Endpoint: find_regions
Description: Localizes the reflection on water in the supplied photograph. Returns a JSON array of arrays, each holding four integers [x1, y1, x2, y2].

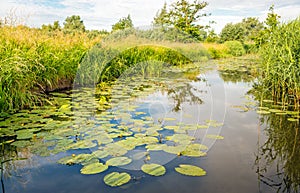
[[256, 113, 300, 192], [0, 61, 299, 193]]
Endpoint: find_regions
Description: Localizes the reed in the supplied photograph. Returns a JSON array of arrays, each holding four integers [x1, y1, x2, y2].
[[0, 25, 100, 112], [258, 17, 300, 110]]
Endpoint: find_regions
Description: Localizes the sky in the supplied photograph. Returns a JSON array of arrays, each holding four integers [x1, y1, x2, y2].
[[0, 0, 299, 33]]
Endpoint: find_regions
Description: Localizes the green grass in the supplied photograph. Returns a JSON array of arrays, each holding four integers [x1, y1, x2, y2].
[[0, 25, 248, 113], [0, 26, 100, 112]]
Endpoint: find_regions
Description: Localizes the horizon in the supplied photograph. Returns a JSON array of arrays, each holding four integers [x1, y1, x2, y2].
[[0, 0, 300, 34]]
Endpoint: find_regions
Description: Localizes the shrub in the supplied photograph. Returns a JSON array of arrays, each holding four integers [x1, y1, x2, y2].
[[224, 41, 246, 56]]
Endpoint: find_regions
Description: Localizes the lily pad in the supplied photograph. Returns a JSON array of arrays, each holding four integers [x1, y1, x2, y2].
[[205, 135, 224, 140], [103, 172, 131, 187], [141, 163, 166, 176], [80, 162, 108, 174], [106, 156, 132, 166], [256, 110, 270, 115], [58, 154, 94, 165], [287, 118, 298, 122], [146, 144, 167, 151], [11, 140, 31, 148], [104, 143, 128, 156], [175, 164, 206, 176], [16, 130, 33, 140], [91, 150, 109, 159]]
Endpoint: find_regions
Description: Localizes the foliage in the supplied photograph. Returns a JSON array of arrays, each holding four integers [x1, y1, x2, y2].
[[41, 21, 61, 32], [153, 0, 210, 41], [202, 43, 229, 59], [112, 15, 133, 32], [220, 17, 263, 43], [153, 2, 169, 27], [219, 23, 245, 43], [63, 15, 86, 34], [224, 41, 246, 56], [258, 17, 300, 109], [205, 30, 219, 43], [0, 25, 100, 112]]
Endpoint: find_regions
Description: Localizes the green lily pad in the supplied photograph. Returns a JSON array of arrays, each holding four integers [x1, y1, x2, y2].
[[141, 163, 166, 176], [91, 150, 109, 159], [68, 140, 97, 149], [146, 144, 167, 151], [205, 134, 224, 140], [164, 117, 177, 121], [103, 172, 131, 187], [287, 118, 298, 122], [80, 162, 108, 174], [164, 125, 180, 130], [106, 156, 132, 166], [104, 143, 128, 156], [256, 110, 270, 115], [163, 145, 186, 155], [165, 134, 195, 143], [16, 130, 33, 140], [175, 164, 206, 176], [11, 140, 31, 148], [58, 154, 94, 165]]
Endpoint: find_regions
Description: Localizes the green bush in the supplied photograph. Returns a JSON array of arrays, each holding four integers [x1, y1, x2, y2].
[[224, 41, 246, 56]]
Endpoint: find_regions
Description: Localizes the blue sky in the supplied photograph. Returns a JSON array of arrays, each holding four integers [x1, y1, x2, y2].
[[0, 0, 299, 33]]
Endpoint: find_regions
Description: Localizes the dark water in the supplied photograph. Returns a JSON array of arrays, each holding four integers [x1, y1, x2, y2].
[[1, 68, 299, 193]]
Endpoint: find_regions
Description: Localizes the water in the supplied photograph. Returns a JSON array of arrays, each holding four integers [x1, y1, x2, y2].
[[1, 67, 299, 193]]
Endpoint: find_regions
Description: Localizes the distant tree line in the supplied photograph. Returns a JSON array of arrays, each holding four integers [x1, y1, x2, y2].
[[38, 0, 281, 47]]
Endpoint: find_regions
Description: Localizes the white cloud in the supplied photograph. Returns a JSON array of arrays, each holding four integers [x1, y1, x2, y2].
[[0, 0, 299, 32]]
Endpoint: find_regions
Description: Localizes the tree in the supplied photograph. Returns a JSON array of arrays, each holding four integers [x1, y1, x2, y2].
[[265, 5, 281, 29], [205, 29, 219, 42], [41, 20, 61, 32], [219, 23, 245, 43], [255, 5, 281, 47], [153, 0, 210, 40], [240, 17, 263, 41], [63, 15, 85, 33], [219, 17, 264, 43], [153, 2, 170, 27], [112, 15, 133, 32]]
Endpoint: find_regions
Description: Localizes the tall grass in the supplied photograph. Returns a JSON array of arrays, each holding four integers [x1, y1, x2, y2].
[[258, 18, 300, 109], [0, 25, 100, 112]]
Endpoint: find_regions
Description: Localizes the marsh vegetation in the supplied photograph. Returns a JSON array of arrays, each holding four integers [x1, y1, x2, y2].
[[0, 1, 299, 193]]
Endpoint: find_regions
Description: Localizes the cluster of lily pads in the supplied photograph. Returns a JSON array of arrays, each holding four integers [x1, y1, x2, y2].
[[0, 76, 224, 187], [256, 100, 299, 122]]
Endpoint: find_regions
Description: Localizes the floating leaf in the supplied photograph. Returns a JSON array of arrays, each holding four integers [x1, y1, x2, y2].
[[164, 125, 180, 130], [106, 156, 132, 166], [256, 110, 270, 115], [68, 140, 97, 149], [141, 164, 166, 176], [103, 172, 131, 187], [166, 134, 194, 143], [175, 164, 206, 176], [146, 144, 167, 151], [287, 118, 298, 122], [104, 143, 128, 156], [262, 99, 274, 103], [163, 145, 186, 155], [205, 135, 224, 140], [11, 140, 31, 148], [16, 130, 33, 140], [91, 150, 109, 159], [80, 162, 108, 174], [164, 117, 177, 121], [58, 154, 93, 165]]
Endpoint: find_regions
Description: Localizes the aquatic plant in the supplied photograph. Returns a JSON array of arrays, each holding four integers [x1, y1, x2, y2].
[[258, 17, 300, 110]]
